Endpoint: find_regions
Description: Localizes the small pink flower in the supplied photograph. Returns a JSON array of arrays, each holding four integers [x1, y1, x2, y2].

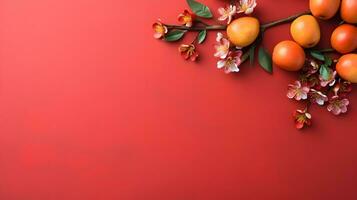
[[217, 51, 242, 74], [320, 71, 336, 87], [309, 89, 328, 106], [152, 21, 168, 39], [178, 10, 195, 27], [218, 5, 237, 24], [287, 81, 310, 101], [293, 109, 312, 129], [327, 96, 349, 115], [214, 33, 230, 59], [178, 44, 198, 61], [237, 0, 257, 15]]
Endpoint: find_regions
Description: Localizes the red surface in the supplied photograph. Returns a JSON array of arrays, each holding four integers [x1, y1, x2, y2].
[[1, 0, 357, 199]]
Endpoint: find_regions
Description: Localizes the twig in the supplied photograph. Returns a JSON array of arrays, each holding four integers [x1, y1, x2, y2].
[[261, 11, 311, 31], [164, 24, 226, 31], [195, 19, 210, 26], [165, 11, 311, 32]]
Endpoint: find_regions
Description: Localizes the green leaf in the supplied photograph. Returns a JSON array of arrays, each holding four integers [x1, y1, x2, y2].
[[249, 46, 256, 66], [310, 51, 325, 61], [319, 64, 330, 80], [258, 47, 273, 74], [324, 55, 332, 66], [186, 0, 213, 18], [197, 30, 207, 44], [164, 30, 185, 42]]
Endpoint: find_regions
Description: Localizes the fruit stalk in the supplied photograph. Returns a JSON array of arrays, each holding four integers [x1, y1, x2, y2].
[[260, 11, 311, 31]]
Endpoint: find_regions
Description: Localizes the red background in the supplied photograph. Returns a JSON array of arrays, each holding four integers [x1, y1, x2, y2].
[[1, 0, 357, 199]]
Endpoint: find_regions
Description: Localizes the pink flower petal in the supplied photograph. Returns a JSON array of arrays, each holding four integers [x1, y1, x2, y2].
[[299, 92, 308, 100], [226, 63, 239, 73], [154, 33, 163, 39], [236, 50, 243, 57], [186, 21, 192, 27], [218, 7, 225, 15], [218, 15, 228, 21], [327, 104, 333, 112], [295, 121, 304, 129], [217, 60, 225, 69], [287, 90, 297, 99], [342, 99, 349, 106], [302, 86, 310, 93], [236, 58, 242, 66], [216, 33, 224, 42], [332, 107, 341, 115], [340, 106, 347, 113], [245, 8, 254, 14]]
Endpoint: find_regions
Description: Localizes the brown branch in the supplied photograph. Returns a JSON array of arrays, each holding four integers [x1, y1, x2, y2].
[[261, 11, 311, 30]]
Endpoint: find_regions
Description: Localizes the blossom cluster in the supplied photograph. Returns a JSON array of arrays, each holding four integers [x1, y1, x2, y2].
[[152, 9, 196, 39], [153, 0, 257, 63], [218, 0, 257, 24], [213, 0, 257, 73], [288, 59, 352, 129], [153, 10, 199, 61], [214, 33, 242, 73]]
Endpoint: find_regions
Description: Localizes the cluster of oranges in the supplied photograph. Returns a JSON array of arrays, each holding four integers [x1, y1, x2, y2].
[[273, 0, 357, 82], [226, 0, 356, 82]]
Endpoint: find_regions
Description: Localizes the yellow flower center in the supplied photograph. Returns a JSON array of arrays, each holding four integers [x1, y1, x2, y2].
[[241, 4, 248, 11], [226, 57, 234, 65], [155, 25, 165, 34], [183, 15, 192, 23], [218, 45, 228, 52]]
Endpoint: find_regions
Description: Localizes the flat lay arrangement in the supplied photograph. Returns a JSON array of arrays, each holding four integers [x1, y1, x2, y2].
[[153, 0, 357, 129]]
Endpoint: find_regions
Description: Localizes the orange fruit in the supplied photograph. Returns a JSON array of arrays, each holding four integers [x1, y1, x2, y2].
[[310, 0, 341, 20], [273, 40, 306, 71], [290, 15, 321, 48], [336, 54, 357, 83], [331, 24, 357, 54], [227, 17, 260, 48], [341, 0, 357, 23]]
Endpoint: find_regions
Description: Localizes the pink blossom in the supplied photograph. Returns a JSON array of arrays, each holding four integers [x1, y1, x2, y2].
[[152, 20, 168, 39], [293, 109, 312, 129], [287, 81, 310, 101], [327, 96, 349, 115], [237, 0, 257, 15], [178, 44, 198, 61], [309, 89, 328, 106], [214, 33, 230, 59], [218, 5, 237, 24], [217, 51, 242, 74]]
